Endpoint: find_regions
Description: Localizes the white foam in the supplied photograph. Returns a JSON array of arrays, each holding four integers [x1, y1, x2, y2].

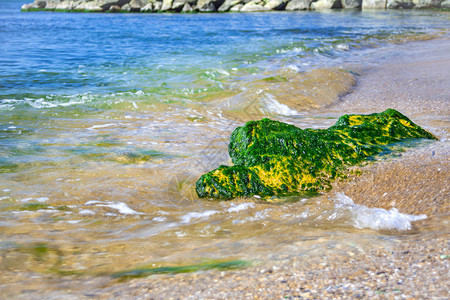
[[27, 98, 86, 109], [228, 202, 255, 213], [287, 64, 300, 73], [216, 69, 230, 76], [232, 209, 271, 225], [101, 202, 143, 215], [85, 200, 103, 205], [336, 43, 350, 51], [263, 94, 298, 116], [334, 193, 427, 231], [67, 220, 81, 224], [79, 209, 95, 215], [152, 216, 167, 222], [181, 210, 219, 224], [20, 197, 49, 203], [87, 123, 117, 130], [85, 200, 144, 215]]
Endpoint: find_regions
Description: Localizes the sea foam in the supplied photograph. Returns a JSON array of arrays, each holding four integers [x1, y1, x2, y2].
[[334, 193, 427, 231], [84, 200, 144, 215], [263, 93, 298, 116]]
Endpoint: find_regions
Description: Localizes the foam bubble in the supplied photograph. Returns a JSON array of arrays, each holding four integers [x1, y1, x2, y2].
[[336, 43, 350, 51], [263, 94, 298, 116], [228, 202, 255, 213], [85, 200, 144, 215], [152, 216, 167, 222], [103, 202, 143, 215], [87, 123, 118, 130], [181, 210, 219, 224], [79, 209, 95, 215], [67, 220, 81, 224], [20, 197, 49, 203], [334, 193, 427, 231], [286, 65, 300, 73]]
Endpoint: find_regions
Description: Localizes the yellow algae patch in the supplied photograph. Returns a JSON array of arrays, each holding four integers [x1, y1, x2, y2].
[[399, 119, 413, 128], [347, 115, 365, 126]]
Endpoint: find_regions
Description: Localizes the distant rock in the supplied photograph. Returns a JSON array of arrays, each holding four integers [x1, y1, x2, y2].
[[387, 0, 415, 8], [172, 0, 187, 11], [311, 0, 342, 9], [161, 0, 174, 11], [362, 0, 387, 8], [412, 0, 445, 7], [153, 1, 163, 10], [341, 0, 362, 8], [182, 2, 195, 11], [285, 0, 311, 9], [141, 3, 154, 11], [218, 0, 243, 11], [196, 0, 226, 11], [20, 0, 446, 12], [264, 0, 288, 9], [241, 0, 271, 10], [230, 3, 244, 10]]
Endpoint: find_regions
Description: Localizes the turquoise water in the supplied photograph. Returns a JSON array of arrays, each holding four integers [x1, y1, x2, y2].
[[0, 0, 449, 288], [1, 2, 448, 98]]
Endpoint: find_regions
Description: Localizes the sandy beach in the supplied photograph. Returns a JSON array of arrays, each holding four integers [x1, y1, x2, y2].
[[2, 36, 446, 300]]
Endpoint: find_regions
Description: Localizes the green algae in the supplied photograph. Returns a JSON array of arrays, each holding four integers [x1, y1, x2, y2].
[[261, 75, 289, 83], [18, 203, 49, 211], [111, 260, 250, 280], [196, 109, 436, 199]]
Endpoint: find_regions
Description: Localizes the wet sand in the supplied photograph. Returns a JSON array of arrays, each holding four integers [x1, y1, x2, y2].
[[3, 38, 449, 299], [330, 37, 449, 218]]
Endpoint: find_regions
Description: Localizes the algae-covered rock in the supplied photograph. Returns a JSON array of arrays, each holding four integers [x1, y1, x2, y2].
[[196, 109, 436, 199]]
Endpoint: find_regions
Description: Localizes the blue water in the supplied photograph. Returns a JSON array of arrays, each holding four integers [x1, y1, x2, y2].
[[1, 1, 448, 98]]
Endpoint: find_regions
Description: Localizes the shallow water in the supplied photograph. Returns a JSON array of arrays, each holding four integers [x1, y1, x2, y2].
[[0, 0, 449, 289]]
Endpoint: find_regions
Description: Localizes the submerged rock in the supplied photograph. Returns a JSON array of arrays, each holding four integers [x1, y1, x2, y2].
[[196, 109, 436, 199]]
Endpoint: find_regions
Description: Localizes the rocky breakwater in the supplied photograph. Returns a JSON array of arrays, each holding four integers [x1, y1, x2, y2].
[[195, 109, 437, 199], [21, 0, 450, 12]]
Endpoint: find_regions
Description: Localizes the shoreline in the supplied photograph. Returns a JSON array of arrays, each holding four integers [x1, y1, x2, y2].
[[2, 35, 448, 300]]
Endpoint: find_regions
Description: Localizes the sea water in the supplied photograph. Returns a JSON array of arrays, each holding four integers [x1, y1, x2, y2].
[[0, 0, 448, 283]]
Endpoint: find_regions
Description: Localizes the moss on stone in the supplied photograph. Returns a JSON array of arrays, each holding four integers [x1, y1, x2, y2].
[[196, 109, 436, 199]]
